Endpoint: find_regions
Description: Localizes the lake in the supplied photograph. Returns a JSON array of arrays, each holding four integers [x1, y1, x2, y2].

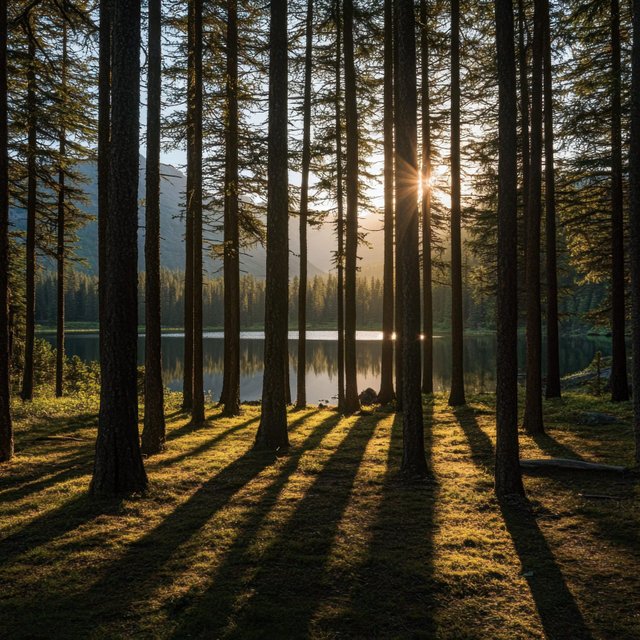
[[43, 331, 613, 405]]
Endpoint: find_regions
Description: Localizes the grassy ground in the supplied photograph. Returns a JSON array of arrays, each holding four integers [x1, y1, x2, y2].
[[0, 391, 638, 639]]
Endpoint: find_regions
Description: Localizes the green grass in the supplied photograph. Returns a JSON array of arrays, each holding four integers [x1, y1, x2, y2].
[[0, 391, 638, 639]]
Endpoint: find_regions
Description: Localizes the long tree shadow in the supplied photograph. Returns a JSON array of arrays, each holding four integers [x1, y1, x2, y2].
[[347, 403, 438, 638], [171, 412, 383, 638], [168, 410, 348, 638], [2, 410, 331, 637], [453, 406, 594, 640], [154, 415, 261, 468]]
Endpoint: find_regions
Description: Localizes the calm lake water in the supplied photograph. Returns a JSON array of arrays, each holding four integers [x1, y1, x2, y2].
[[44, 331, 613, 405]]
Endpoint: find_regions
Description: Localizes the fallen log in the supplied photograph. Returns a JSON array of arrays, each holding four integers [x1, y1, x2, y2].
[[520, 458, 626, 473]]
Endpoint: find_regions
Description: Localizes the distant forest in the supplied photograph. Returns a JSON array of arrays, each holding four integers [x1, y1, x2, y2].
[[32, 268, 607, 333]]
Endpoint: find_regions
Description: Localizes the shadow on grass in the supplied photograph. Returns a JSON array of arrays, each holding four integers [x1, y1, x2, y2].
[[453, 406, 594, 640], [155, 415, 261, 468], [2, 409, 332, 637], [345, 404, 438, 637], [168, 410, 349, 638]]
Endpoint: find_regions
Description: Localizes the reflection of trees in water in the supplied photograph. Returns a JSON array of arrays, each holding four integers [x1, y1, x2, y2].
[[162, 339, 383, 382], [61, 333, 619, 393]]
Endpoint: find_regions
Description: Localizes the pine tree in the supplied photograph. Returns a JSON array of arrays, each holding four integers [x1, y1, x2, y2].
[[188, 0, 205, 425], [220, 0, 241, 417], [543, 0, 560, 399], [342, 0, 360, 415], [609, 0, 629, 402], [377, 0, 395, 405], [296, 0, 314, 410], [523, 0, 544, 435], [255, 0, 290, 450], [495, 0, 524, 497], [449, 0, 466, 407], [396, 0, 427, 478], [141, 0, 166, 454], [420, 0, 433, 395], [92, 0, 147, 496], [0, 0, 13, 462]]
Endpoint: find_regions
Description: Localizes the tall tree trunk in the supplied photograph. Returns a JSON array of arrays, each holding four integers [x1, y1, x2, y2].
[[255, 0, 289, 449], [543, 0, 560, 399], [377, 0, 395, 405], [0, 0, 13, 462], [343, 0, 360, 414], [296, 0, 313, 410], [523, 0, 544, 434], [335, 0, 345, 412], [98, 0, 111, 394], [189, 0, 205, 424], [396, 0, 427, 478], [610, 0, 629, 402], [221, 0, 241, 416], [393, 0, 403, 410], [56, 22, 68, 399], [448, 0, 465, 406], [21, 20, 37, 402], [495, 0, 524, 497], [420, 0, 433, 395], [141, 0, 166, 454], [630, 0, 640, 464], [182, 191, 194, 410], [92, 0, 147, 496]]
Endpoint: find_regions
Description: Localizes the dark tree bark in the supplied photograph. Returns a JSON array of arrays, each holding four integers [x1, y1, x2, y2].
[[182, 185, 194, 411], [335, 0, 346, 412], [420, 0, 433, 395], [448, 0, 465, 407], [220, 0, 241, 417], [296, 0, 313, 410], [0, 0, 13, 462], [610, 0, 629, 402], [396, 0, 427, 478], [98, 0, 111, 385], [21, 21, 37, 402], [55, 22, 68, 399], [518, 0, 530, 235], [92, 0, 147, 496], [255, 0, 289, 450], [495, 0, 525, 497], [141, 0, 166, 454], [393, 0, 403, 410], [342, 0, 360, 415], [523, 0, 544, 434], [377, 0, 395, 405], [189, 0, 205, 425], [543, 0, 560, 399], [630, 0, 640, 464]]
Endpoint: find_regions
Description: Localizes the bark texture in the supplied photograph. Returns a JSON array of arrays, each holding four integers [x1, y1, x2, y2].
[[343, 0, 360, 414], [255, 0, 290, 450], [141, 0, 166, 454], [495, 0, 525, 497], [378, 0, 395, 405], [92, 0, 147, 496], [396, 0, 427, 477], [523, 0, 545, 434], [0, 0, 13, 462], [448, 0, 465, 407]]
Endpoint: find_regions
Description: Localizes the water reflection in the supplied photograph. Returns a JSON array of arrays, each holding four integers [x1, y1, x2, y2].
[[47, 331, 614, 405]]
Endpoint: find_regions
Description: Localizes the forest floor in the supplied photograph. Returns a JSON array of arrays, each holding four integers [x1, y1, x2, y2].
[[0, 391, 638, 639]]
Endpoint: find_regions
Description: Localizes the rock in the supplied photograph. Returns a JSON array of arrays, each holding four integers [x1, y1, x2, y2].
[[577, 411, 619, 426], [358, 387, 378, 405]]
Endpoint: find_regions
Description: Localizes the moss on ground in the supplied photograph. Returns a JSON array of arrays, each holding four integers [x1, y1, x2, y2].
[[0, 391, 638, 639]]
